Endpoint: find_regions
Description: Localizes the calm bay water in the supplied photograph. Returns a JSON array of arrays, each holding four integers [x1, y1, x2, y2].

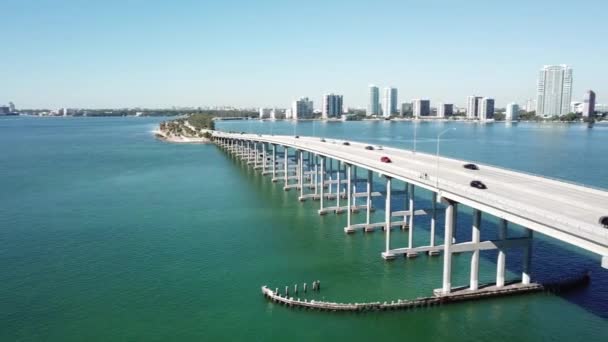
[[1, 116, 607, 341]]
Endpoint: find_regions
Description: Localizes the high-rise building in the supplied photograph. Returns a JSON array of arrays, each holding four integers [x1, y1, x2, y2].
[[269, 108, 284, 120], [382, 87, 398, 117], [292, 97, 314, 120], [412, 99, 430, 117], [400, 102, 413, 116], [506, 103, 519, 121], [582, 90, 596, 117], [259, 107, 271, 119], [8, 102, 15, 113], [467, 96, 483, 119], [536, 64, 573, 117], [525, 99, 535, 112], [437, 103, 453, 118], [322, 94, 343, 119], [478, 98, 495, 120], [367, 85, 380, 116]]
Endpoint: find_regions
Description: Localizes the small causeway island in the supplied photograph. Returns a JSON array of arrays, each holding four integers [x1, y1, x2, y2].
[[155, 113, 215, 143]]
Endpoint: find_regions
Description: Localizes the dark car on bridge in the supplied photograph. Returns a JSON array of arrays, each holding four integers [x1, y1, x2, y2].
[[365, 145, 374, 150], [320, 138, 326, 142], [343, 141, 350, 146], [470, 180, 487, 189], [464, 163, 479, 170], [380, 156, 392, 163], [600, 216, 608, 228]]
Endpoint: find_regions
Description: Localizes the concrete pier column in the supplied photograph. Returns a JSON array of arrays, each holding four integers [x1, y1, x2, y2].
[[254, 142, 258, 167], [335, 161, 341, 213], [407, 184, 416, 256], [298, 150, 304, 199], [430, 192, 437, 247], [346, 164, 352, 227], [318, 157, 325, 214], [382, 177, 395, 260], [271, 144, 277, 181], [470, 209, 481, 290], [314, 160, 319, 196], [366, 170, 372, 225], [327, 159, 333, 196], [496, 219, 507, 288], [262, 143, 267, 172], [442, 199, 457, 294], [522, 229, 533, 285], [283, 146, 289, 186]]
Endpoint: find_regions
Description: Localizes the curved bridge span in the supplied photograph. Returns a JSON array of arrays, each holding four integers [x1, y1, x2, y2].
[[213, 132, 608, 295]]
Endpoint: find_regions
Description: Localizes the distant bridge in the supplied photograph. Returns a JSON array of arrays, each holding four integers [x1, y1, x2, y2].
[[213, 132, 608, 296]]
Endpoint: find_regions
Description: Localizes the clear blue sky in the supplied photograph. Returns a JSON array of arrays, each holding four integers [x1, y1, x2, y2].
[[1, 0, 606, 109]]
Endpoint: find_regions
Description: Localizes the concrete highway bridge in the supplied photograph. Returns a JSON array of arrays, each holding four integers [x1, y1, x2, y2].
[[212, 132, 608, 296]]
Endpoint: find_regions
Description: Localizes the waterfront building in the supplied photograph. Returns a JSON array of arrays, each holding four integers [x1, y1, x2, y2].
[[412, 99, 430, 118], [322, 94, 344, 119], [382, 87, 398, 117], [292, 97, 314, 120], [478, 98, 495, 120], [525, 99, 535, 112], [8, 102, 15, 113], [0, 106, 9, 115], [400, 102, 413, 116], [285, 108, 293, 119], [437, 103, 453, 118], [269, 108, 284, 120], [536, 64, 573, 117], [258, 107, 271, 119], [367, 85, 380, 116], [582, 90, 596, 117], [506, 103, 519, 121], [467, 96, 483, 119], [571, 102, 583, 114]]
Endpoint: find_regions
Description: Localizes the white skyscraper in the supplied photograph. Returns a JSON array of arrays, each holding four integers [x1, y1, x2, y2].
[[412, 99, 430, 118], [478, 98, 495, 121], [258, 107, 271, 119], [292, 97, 314, 120], [506, 103, 519, 121], [467, 96, 482, 119], [382, 87, 398, 117], [367, 85, 380, 116], [536, 65, 573, 117], [322, 94, 343, 119], [437, 103, 453, 118]]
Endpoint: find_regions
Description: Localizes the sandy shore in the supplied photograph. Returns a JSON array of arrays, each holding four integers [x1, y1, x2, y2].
[[153, 130, 211, 144]]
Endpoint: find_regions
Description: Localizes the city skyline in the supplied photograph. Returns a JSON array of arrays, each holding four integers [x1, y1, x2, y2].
[[1, 0, 607, 109]]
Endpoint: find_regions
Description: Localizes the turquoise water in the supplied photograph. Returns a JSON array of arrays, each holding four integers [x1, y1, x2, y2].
[[1, 117, 607, 341]]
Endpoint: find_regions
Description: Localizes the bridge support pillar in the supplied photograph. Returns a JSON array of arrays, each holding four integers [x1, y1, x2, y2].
[[271, 144, 277, 181], [366, 170, 372, 225], [442, 199, 457, 294], [346, 164, 352, 227], [522, 228, 533, 285], [298, 150, 304, 200], [470, 209, 481, 290], [382, 177, 395, 260], [318, 157, 326, 215], [407, 183, 417, 258], [428, 192, 439, 256], [335, 161, 342, 213], [262, 143, 267, 173], [496, 219, 508, 288], [283, 146, 289, 189], [253, 142, 258, 167]]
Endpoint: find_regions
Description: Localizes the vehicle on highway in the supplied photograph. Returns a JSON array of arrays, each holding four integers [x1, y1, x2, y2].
[[464, 163, 479, 170], [380, 156, 392, 163], [376, 146, 383, 150], [320, 138, 326, 142], [365, 145, 374, 150], [600, 216, 608, 228], [470, 180, 487, 189], [295, 135, 299, 138], [343, 141, 350, 146]]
